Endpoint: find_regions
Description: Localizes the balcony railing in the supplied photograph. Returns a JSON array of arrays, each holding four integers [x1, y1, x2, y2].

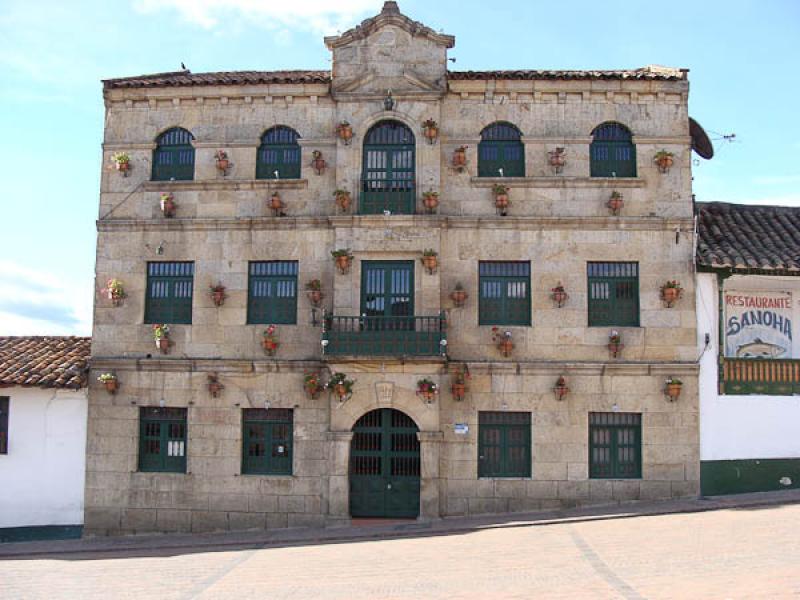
[[322, 313, 446, 357], [721, 358, 800, 395], [359, 179, 415, 214]]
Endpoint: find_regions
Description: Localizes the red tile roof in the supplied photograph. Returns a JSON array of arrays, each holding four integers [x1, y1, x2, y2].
[[448, 68, 686, 81], [0, 337, 91, 390]]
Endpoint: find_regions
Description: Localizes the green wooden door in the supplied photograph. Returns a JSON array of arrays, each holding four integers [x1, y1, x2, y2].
[[361, 261, 414, 318], [350, 409, 420, 518], [361, 121, 415, 214]]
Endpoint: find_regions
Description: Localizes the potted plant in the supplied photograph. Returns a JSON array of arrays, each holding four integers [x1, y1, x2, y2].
[[160, 192, 176, 217], [306, 279, 324, 307], [304, 372, 323, 399], [103, 278, 126, 307], [450, 283, 468, 307], [493, 184, 510, 216], [336, 120, 353, 145], [311, 150, 326, 175], [421, 249, 438, 274], [111, 151, 131, 175], [214, 149, 230, 173], [269, 191, 283, 216], [665, 376, 682, 401], [209, 283, 226, 307], [97, 372, 118, 395], [422, 190, 440, 214], [452, 145, 468, 169], [608, 330, 623, 358], [262, 325, 279, 356], [331, 248, 353, 274], [492, 327, 514, 357], [607, 191, 624, 215], [661, 280, 683, 307], [551, 282, 568, 308], [553, 376, 569, 401], [153, 324, 170, 354], [451, 367, 470, 401], [207, 373, 224, 398], [333, 189, 351, 213], [548, 147, 566, 174], [422, 118, 439, 144], [325, 372, 355, 402], [416, 378, 439, 403], [654, 149, 675, 173]]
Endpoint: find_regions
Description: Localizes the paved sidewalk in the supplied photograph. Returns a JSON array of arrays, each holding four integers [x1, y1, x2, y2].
[[2, 489, 799, 559]]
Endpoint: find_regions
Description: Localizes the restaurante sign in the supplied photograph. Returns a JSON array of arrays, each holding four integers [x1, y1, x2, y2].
[[725, 291, 793, 358]]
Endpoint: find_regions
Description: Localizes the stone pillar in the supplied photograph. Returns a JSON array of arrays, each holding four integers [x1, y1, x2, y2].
[[417, 430, 444, 520], [326, 430, 353, 526]]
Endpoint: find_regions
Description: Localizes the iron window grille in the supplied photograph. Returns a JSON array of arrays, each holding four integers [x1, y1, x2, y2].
[[478, 261, 531, 326], [144, 262, 194, 324], [478, 411, 532, 478], [589, 412, 642, 479], [478, 122, 525, 178], [151, 127, 195, 181], [138, 407, 187, 473], [0, 397, 8, 454], [587, 262, 639, 327], [247, 261, 298, 325], [241, 408, 293, 475], [256, 126, 301, 180], [590, 122, 637, 178]]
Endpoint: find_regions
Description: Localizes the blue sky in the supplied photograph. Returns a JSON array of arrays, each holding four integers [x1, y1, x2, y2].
[[1, 0, 798, 336]]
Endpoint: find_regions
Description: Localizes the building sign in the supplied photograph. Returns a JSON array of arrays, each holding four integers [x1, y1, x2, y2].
[[725, 291, 793, 358], [454, 423, 469, 435]]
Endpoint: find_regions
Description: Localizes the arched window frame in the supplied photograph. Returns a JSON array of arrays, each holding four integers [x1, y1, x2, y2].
[[360, 120, 416, 214], [590, 122, 637, 178], [256, 126, 301, 180], [151, 127, 195, 181], [478, 122, 525, 178]]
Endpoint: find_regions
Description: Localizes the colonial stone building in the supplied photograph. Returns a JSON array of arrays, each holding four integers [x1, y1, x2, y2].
[[87, 2, 701, 535]]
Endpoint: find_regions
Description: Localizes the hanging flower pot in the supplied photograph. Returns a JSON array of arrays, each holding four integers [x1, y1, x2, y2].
[[422, 119, 439, 144], [153, 324, 170, 354], [111, 152, 131, 176], [607, 191, 624, 216], [262, 325, 279, 356], [665, 377, 682, 401], [103, 278, 126, 307], [492, 327, 514, 357], [311, 150, 327, 175], [450, 283, 468, 307], [451, 367, 470, 401], [336, 121, 353, 145], [553, 376, 569, 401], [331, 249, 353, 274], [214, 149, 230, 174], [550, 282, 568, 308], [325, 372, 355, 403], [333, 189, 351, 213], [209, 284, 226, 307], [608, 330, 623, 358], [548, 147, 566, 174], [304, 372, 323, 399], [416, 378, 439, 404], [493, 184, 510, 216], [305, 279, 324, 307], [452, 146, 468, 170], [207, 373, 224, 398], [160, 192, 176, 218], [422, 191, 440, 214], [654, 150, 675, 174], [421, 249, 438, 274], [97, 373, 118, 395], [269, 191, 283, 216], [660, 280, 683, 307]]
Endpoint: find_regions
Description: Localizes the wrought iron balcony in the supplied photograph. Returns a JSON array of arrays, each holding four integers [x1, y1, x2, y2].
[[322, 313, 447, 357], [721, 357, 800, 395], [359, 179, 416, 214]]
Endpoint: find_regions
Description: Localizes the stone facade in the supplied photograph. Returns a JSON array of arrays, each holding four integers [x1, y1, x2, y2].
[[86, 2, 699, 535]]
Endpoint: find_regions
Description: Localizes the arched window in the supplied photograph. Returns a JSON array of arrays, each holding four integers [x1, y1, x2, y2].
[[257, 126, 301, 179], [151, 127, 195, 181], [478, 122, 524, 177], [590, 122, 636, 177], [361, 120, 415, 214]]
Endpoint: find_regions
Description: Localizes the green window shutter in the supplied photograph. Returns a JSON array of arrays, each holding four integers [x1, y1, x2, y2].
[[144, 262, 194, 325], [478, 262, 531, 326], [587, 262, 639, 327], [360, 121, 416, 214], [478, 411, 531, 478], [589, 412, 641, 479], [151, 127, 195, 181], [256, 127, 301, 179], [590, 122, 636, 178], [247, 261, 298, 324], [241, 408, 293, 475], [0, 396, 8, 454], [478, 122, 525, 178], [138, 407, 187, 473]]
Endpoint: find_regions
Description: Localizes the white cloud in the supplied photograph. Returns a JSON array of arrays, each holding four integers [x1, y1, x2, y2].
[[132, 0, 377, 35]]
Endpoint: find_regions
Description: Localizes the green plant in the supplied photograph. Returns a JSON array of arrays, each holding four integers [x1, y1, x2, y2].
[[333, 189, 350, 197], [97, 373, 117, 383], [609, 330, 622, 345], [452, 368, 471, 385], [325, 372, 355, 393], [209, 283, 225, 293], [423, 190, 439, 198], [422, 248, 438, 257], [610, 190, 623, 199], [152, 324, 170, 340], [331, 248, 353, 259], [103, 278, 125, 299], [111, 151, 130, 164], [662, 280, 682, 290], [214, 149, 228, 160], [263, 324, 277, 340], [417, 378, 438, 393], [654, 149, 674, 161], [304, 372, 321, 387], [492, 184, 509, 195], [422, 118, 438, 129], [306, 279, 322, 291], [665, 376, 683, 386]]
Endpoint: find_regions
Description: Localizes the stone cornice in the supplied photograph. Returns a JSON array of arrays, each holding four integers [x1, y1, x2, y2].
[[469, 176, 647, 189], [140, 179, 308, 192], [90, 357, 323, 373]]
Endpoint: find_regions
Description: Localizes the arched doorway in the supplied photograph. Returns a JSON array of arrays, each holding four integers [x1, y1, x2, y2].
[[349, 408, 420, 518], [361, 120, 415, 214]]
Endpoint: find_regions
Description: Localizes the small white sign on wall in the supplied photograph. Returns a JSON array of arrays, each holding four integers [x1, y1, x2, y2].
[[454, 423, 469, 435]]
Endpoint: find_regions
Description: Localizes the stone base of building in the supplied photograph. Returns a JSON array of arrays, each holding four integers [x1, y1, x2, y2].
[[700, 458, 800, 496]]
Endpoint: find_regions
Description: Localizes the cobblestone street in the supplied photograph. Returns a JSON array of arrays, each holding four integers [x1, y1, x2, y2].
[[3, 500, 800, 599]]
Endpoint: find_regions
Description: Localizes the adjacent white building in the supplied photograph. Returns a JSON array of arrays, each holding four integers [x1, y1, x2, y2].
[[0, 337, 90, 542]]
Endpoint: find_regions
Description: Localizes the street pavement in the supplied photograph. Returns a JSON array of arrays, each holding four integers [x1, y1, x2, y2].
[[2, 493, 800, 599]]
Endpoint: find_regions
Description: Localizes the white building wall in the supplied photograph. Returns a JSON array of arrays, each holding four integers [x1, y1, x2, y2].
[[0, 387, 88, 528], [697, 272, 800, 461]]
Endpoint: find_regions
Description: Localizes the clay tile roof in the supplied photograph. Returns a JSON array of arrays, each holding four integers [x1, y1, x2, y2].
[[0, 337, 91, 390], [103, 70, 331, 90], [696, 202, 800, 272], [448, 67, 686, 81]]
